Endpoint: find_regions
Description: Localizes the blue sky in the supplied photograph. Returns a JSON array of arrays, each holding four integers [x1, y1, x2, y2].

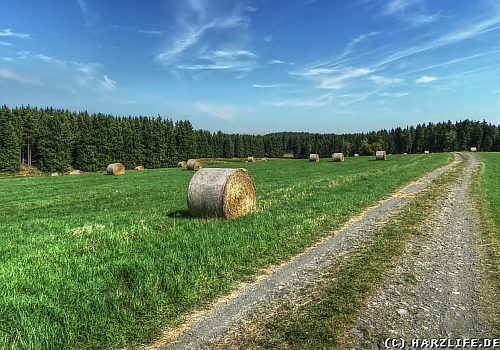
[[1, 0, 500, 134]]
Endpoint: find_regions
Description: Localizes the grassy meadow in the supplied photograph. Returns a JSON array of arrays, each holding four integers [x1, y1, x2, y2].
[[0, 154, 451, 349]]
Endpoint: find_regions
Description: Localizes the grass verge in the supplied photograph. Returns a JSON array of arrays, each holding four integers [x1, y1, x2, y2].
[[471, 153, 500, 335], [218, 156, 463, 349]]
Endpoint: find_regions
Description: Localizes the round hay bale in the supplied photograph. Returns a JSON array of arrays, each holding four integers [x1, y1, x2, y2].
[[375, 150, 387, 161], [246, 156, 255, 162], [134, 165, 145, 171], [309, 153, 320, 162], [261, 157, 268, 162], [106, 163, 125, 175], [70, 170, 82, 175], [187, 168, 256, 219], [177, 161, 187, 168], [50, 172, 59, 176], [424, 150, 430, 154], [354, 153, 360, 157], [187, 159, 203, 171], [470, 147, 477, 152], [332, 152, 345, 162]]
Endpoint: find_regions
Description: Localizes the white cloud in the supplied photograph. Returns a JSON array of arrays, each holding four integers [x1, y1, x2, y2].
[[176, 49, 257, 72], [264, 35, 272, 42], [376, 16, 500, 68], [341, 31, 380, 58], [195, 102, 250, 122], [252, 84, 284, 88], [0, 41, 14, 47], [0, 28, 30, 38], [268, 59, 286, 65], [156, 2, 252, 64], [383, 0, 423, 15], [265, 93, 335, 108], [415, 75, 437, 83], [369, 75, 404, 85], [0, 68, 39, 84], [100, 75, 116, 90], [319, 67, 374, 89], [2, 57, 13, 62], [137, 29, 163, 36], [382, 0, 439, 27], [338, 90, 379, 106], [379, 92, 410, 97]]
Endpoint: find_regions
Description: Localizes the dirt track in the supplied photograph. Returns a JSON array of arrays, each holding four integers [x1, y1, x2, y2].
[[144, 155, 464, 350], [344, 152, 494, 348]]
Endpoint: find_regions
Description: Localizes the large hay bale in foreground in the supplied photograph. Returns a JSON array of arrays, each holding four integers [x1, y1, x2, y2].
[[309, 153, 320, 162], [246, 156, 255, 162], [187, 159, 203, 171], [470, 147, 477, 152], [134, 165, 144, 171], [177, 161, 187, 168], [332, 152, 345, 162], [375, 151, 387, 161], [187, 168, 256, 219], [106, 163, 125, 175]]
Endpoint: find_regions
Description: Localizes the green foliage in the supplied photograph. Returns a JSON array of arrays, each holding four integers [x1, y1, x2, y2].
[[0, 105, 499, 173], [0, 106, 21, 172], [0, 154, 449, 349]]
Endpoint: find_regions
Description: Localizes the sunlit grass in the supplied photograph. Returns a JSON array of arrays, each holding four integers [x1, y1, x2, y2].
[[0, 154, 450, 349]]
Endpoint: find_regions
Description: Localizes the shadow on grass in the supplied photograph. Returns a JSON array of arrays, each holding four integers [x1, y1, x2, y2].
[[166, 209, 192, 219]]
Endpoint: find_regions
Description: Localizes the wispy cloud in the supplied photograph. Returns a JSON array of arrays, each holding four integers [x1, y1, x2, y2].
[[137, 29, 163, 36], [100, 75, 116, 90], [156, 2, 253, 67], [265, 92, 335, 108], [0, 68, 39, 84], [338, 90, 379, 106], [376, 16, 500, 68], [494, 89, 500, 94], [264, 35, 272, 42], [195, 102, 250, 122], [382, 0, 440, 27], [2, 57, 14, 62], [369, 75, 404, 85], [379, 92, 409, 97], [176, 49, 258, 72], [75, 0, 95, 27], [0, 28, 30, 38], [319, 67, 374, 89], [252, 83, 286, 88], [0, 41, 14, 47], [383, 0, 423, 16], [341, 31, 380, 58], [415, 75, 437, 83]]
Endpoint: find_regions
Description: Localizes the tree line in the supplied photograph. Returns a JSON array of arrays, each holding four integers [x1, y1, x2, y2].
[[0, 105, 499, 172]]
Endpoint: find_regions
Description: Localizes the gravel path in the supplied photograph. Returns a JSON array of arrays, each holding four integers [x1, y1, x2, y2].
[[345, 152, 494, 349], [147, 155, 460, 350]]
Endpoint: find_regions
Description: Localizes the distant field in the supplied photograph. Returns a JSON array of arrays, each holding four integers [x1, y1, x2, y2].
[[0, 154, 451, 349]]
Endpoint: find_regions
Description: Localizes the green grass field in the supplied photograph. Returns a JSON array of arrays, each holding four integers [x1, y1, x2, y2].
[[0, 154, 450, 349]]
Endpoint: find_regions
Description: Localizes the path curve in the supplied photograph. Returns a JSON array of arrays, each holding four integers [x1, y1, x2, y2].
[[144, 154, 460, 350]]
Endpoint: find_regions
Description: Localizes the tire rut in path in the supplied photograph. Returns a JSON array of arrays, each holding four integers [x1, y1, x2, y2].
[[345, 152, 494, 349], [144, 155, 460, 350]]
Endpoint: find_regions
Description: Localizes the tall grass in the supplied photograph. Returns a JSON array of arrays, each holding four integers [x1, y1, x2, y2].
[[0, 154, 450, 349]]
